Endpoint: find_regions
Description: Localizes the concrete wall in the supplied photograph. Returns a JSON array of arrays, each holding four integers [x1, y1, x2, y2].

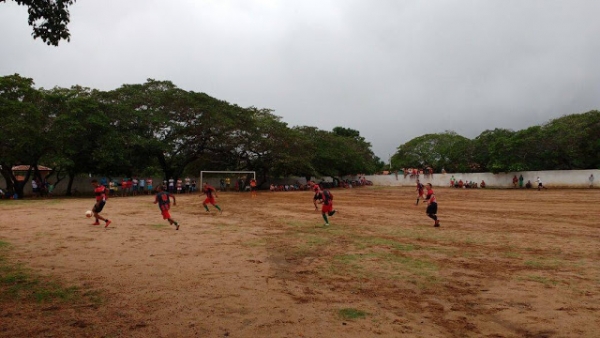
[[1, 170, 598, 197], [363, 169, 600, 188]]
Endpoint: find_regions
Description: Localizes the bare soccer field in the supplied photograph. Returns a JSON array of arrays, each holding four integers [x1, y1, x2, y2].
[[0, 187, 599, 337]]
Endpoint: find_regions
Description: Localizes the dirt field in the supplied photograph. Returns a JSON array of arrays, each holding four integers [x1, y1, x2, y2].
[[0, 187, 599, 337]]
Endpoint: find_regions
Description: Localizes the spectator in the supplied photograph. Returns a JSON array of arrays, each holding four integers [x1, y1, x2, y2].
[[176, 178, 183, 194], [589, 174, 594, 188], [536, 177, 547, 190], [512, 175, 518, 188], [185, 177, 191, 193], [139, 177, 145, 195], [32, 178, 40, 197], [525, 180, 532, 189], [146, 178, 153, 194], [168, 177, 175, 193], [480, 180, 486, 188], [132, 177, 139, 196], [518, 174, 524, 188]]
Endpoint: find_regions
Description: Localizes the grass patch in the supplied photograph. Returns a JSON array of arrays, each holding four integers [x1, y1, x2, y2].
[[242, 238, 267, 247], [354, 236, 416, 251], [338, 308, 368, 320], [522, 275, 559, 286], [285, 220, 311, 227], [503, 251, 521, 258], [150, 223, 169, 229], [0, 240, 100, 304], [524, 258, 562, 270]]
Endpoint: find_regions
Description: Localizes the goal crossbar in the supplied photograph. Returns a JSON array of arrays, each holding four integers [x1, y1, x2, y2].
[[199, 171, 256, 188]]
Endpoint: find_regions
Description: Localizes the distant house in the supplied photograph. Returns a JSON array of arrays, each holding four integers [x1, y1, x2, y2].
[[12, 165, 53, 182]]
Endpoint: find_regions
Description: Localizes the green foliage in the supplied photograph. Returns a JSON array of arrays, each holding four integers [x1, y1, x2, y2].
[[394, 111, 600, 172], [338, 308, 368, 320], [392, 131, 472, 172], [2, 0, 76, 46], [0, 75, 381, 193]]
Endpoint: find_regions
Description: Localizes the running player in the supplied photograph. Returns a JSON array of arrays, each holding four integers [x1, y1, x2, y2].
[[202, 182, 222, 213], [154, 185, 179, 230], [91, 179, 112, 228], [313, 185, 336, 226], [424, 183, 440, 227], [250, 178, 257, 197], [415, 179, 425, 205]]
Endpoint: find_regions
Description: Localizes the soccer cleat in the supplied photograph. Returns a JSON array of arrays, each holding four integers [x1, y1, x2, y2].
[[175, 222, 179, 230], [105, 220, 112, 228], [92, 221, 100, 226], [324, 223, 330, 227], [434, 220, 440, 227]]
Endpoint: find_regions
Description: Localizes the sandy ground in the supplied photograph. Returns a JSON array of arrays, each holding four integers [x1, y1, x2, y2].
[[0, 187, 599, 338]]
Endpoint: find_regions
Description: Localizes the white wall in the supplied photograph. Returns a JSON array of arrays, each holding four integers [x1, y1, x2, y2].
[[2, 170, 598, 197], [362, 169, 599, 188]]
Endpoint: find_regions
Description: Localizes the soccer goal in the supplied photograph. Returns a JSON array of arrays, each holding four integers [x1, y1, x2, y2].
[[199, 171, 256, 192]]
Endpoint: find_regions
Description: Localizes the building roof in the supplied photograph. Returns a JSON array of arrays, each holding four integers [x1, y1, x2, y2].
[[12, 165, 53, 171]]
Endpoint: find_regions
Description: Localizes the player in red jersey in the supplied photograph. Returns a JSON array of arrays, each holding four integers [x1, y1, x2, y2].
[[202, 182, 222, 213], [415, 179, 425, 205], [91, 179, 112, 228], [313, 185, 336, 226], [424, 183, 440, 227], [154, 185, 179, 230]]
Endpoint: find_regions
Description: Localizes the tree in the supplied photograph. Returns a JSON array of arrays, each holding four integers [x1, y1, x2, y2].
[[392, 131, 472, 172], [1, 0, 76, 46], [0, 74, 49, 197]]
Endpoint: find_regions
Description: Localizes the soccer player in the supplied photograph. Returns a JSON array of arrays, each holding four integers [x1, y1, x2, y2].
[[154, 185, 179, 230], [201, 182, 222, 213], [250, 178, 257, 197], [313, 185, 336, 226], [91, 179, 112, 228], [415, 179, 425, 205], [424, 183, 440, 227]]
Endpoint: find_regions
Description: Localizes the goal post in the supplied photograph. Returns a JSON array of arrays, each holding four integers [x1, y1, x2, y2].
[[199, 171, 256, 191]]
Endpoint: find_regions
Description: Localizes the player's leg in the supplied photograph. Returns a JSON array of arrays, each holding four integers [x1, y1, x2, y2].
[[426, 203, 439, 227]]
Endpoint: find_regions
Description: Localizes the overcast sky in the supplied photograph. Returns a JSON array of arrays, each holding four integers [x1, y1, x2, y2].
[[2, 0, 600, 160]]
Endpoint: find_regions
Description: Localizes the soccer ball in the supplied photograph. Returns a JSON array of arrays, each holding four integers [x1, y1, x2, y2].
[[85, 210, 93, 218]]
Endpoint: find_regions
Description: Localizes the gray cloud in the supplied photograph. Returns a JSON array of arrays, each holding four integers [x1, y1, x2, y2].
[[1, 0, 599, 159]]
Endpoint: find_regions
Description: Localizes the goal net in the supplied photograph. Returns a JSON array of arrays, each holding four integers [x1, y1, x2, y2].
[[199, 171, 256, 192]]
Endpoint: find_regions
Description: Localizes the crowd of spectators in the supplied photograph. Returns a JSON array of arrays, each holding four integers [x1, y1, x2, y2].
[[449, 175, 484, 188]]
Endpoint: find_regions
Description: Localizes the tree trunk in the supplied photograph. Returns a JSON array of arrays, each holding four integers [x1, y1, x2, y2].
[[66, 173, 75, 196]]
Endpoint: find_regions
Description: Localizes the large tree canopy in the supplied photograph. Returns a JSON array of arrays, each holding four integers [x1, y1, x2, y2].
[[1, 0, 75, 46], [0, 74, 382, 196], [393, 111, 600, 173]]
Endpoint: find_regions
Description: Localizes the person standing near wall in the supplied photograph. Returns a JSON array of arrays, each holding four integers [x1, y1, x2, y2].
[[589, 174, 594, 188], [518, 174, 524, 188], [512, 175, 518, 188]]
